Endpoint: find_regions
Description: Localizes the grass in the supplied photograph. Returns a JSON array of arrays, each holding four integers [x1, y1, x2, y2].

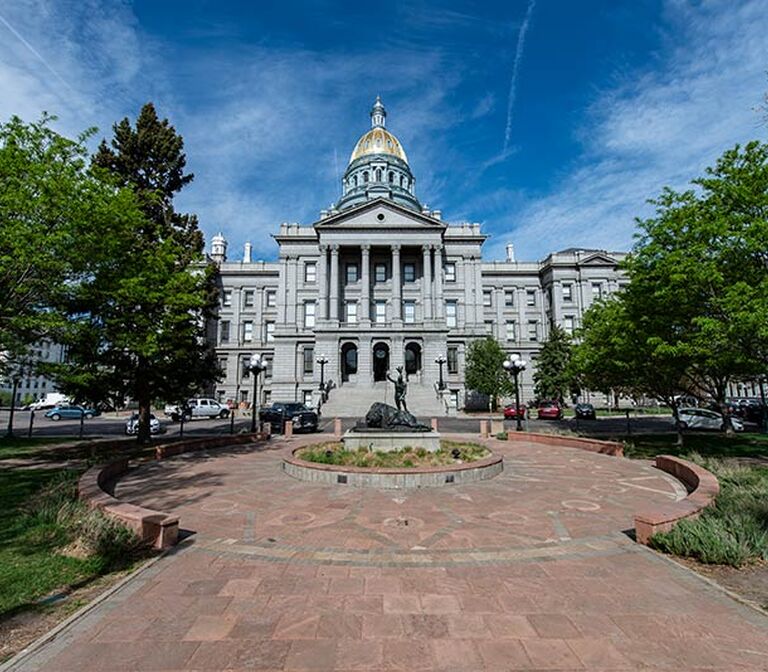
[[297, 440, 490, 468], [0, 467, 147, 619], [649, 455, 768, 567], [622, 432, 768, 461], [0, 436, 83, 460]]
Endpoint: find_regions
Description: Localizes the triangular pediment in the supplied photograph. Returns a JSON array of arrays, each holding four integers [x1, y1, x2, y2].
[[314, 198, 446, 231], [578, 251, 619, 266]]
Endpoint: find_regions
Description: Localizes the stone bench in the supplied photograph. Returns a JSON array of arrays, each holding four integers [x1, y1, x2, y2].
[[634, 455, 719, 544]]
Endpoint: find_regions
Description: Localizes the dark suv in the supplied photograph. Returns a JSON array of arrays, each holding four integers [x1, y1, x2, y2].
[[260, 402, 319, 433]]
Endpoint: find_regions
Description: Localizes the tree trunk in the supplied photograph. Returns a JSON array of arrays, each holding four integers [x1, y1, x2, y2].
[[136, 362, 152, 444], [671, 402, 684, 447]]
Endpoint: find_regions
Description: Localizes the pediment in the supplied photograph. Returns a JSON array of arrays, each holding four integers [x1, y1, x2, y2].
[[578, 252, 619, 266], [314, 198, 445, 231]]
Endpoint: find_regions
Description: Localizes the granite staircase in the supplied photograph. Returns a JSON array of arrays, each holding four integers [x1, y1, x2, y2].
[[319, 380, 445, 419]]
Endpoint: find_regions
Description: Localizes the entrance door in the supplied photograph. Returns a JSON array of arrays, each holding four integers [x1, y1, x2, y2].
[[405, 342, 422, 376], [373, 342, 390, 382], [341, 343, 358, 383]]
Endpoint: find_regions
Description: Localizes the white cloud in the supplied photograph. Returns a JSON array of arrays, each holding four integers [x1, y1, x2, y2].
[[486, 0, 768, 261]]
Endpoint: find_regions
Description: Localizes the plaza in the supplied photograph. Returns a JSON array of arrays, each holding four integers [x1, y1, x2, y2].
[[8, 434, 767, 671]]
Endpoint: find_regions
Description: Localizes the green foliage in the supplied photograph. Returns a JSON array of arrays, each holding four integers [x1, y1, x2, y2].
[[650, 459, 768, 567], [298, 440, 489, 467], [464, 337, 514, 410], [533, 325, 575, 403], [0, 115, 132, 373], [53, 103, 220, 442]]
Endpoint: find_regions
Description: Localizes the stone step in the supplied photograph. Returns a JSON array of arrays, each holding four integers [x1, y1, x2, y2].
[[320, 381, 445, 418]]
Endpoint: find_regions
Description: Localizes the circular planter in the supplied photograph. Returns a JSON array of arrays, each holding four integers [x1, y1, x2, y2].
[[283, 448, 503, 489]]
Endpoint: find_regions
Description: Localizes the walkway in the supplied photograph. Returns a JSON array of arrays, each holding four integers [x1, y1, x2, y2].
[[9, 436, 768, 671]]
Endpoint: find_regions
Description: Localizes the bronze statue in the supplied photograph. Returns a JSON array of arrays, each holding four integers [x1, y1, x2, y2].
[[387, 366, 408, 413]]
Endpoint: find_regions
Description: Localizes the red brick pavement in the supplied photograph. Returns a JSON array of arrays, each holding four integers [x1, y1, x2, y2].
[[11, 436, 768, 671]]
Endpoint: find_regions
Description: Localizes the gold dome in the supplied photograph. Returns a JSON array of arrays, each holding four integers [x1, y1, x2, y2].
[[349, 127, 408, 164]]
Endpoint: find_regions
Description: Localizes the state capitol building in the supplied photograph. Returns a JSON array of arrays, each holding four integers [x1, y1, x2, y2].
[[208, 98, 626, 415]]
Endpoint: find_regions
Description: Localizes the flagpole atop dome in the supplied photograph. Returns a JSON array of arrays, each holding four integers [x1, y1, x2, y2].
[[371, 96, 386, 128]]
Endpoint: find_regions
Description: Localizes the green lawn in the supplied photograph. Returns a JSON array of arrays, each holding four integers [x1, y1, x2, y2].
[[0, 467, 146, 618], [0, 436, 82, 460], [622, 432, 768, 461]]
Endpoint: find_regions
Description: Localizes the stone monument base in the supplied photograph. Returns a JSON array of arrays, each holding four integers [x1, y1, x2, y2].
[[343, 429, 441, 453]]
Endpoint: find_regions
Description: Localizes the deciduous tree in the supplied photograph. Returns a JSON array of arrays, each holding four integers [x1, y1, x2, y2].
[[464, 337, 514, 412]]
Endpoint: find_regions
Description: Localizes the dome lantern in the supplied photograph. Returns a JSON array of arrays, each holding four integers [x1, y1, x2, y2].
[[371, 95, 386, 128]]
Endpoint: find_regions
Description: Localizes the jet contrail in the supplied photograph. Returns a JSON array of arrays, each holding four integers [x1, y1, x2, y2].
[[503, 0, 536, 153], [0, 11, 74, 93]]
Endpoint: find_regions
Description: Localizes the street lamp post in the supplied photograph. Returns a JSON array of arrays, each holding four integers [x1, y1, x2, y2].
[[248, 356, 267, 433], [316, 355, 328, 400], [435, 354, 446, 391], [503, 354, 527, 432]]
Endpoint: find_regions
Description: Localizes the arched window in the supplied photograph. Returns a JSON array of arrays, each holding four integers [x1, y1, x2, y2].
[[388, 171, 394, 184], [375, 168, 382, 182], [400, 175, 405, 187], [353, 175, 357, 187], [363, 171, 369, 183]]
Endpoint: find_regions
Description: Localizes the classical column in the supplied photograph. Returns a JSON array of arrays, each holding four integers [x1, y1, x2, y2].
[[434, 244, 444, 319], [329, 244, 339, 321], [391, 244, 402, 321], [317, 245, 328, 321], [360, 244, 370, 322], [462, 256, 473, 327], [286, 257, 298, 325], [421, 244, 432, 320]]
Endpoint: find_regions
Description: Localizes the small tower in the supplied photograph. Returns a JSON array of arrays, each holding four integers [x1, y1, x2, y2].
[[210, 232, 227, 264], [370, 95, 386, 128], [243, 241, 252, 264]]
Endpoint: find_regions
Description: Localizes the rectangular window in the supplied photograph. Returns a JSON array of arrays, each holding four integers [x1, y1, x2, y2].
[[222, 289, 232, 307], [305, 262, 316, 283], [447, 346, 458, 374], [266, 290, 276, 308], [483, 290, 492, 307], [242, 321, 253, 342], [446, 300, 457, 327], [591, 283, 603, 301], [562, 284, 573, 302], [240, 389, 249, 403], [528, 320, 538, 341], [241, 355, 251, 379], [263, 390, 271, 404], [505, 321, 516, 341], [304, 301, 316, 328], [403, 300, 415, 324], [563, 315, 575, 335], [404, 263, 416, 282], [375, 263, 387, 282], [445, 262, 456, 282], [346, 263, 359, 284], [303, 347, 314, 375], [244, 290, 255, 307], [374, 301, 386, 323], [505, 291, 515, 307], [220, 320, 230, 343], [265, 321, 275, 342], [345, 301, 357, 323], [526, 289, 536, 307], [264, 357, 273, 379], [303, 390, 313, 406], [218, 356, 228, 374], [485, 320, 494, 334]]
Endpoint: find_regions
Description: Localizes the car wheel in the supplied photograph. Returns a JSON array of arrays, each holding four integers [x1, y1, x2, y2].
[[676, 420, 688, 430], [50, 413, 61, 421], [84, 413, 93, 420], [219, 409, 230, 419]]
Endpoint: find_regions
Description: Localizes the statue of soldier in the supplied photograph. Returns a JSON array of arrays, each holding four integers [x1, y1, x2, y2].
[[387, 366, 408, 413]]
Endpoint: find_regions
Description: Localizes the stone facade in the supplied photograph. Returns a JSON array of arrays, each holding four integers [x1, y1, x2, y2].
[[209, 99, 627, 414]]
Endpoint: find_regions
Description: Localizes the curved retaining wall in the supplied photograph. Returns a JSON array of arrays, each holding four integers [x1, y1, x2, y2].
[[504, 431, 624, 457], [634, 455, 719, 544], [284, 451, 503, 488], [78, 433, 268, 549]]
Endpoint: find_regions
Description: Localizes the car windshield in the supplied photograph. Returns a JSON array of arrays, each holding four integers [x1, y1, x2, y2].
[[284, 404, 307, 413]]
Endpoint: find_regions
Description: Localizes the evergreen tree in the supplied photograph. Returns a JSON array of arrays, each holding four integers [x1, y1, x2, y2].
[[464, 337, 514, 412], [532, 325, 575, 404], [55, 103, 219, 442]]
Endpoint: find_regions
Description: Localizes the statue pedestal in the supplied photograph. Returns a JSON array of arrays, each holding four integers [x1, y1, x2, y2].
[[342, 429, 441, 453]]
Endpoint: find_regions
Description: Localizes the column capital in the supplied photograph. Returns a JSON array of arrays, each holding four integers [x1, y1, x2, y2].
[[318, 244, 328, 253], [361, 244, 371, 253], [391, 244, 401, 252], [330, 244, 340, 254]]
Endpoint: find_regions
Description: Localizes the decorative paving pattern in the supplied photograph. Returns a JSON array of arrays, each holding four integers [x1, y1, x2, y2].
[[11, 435, 768, 671]]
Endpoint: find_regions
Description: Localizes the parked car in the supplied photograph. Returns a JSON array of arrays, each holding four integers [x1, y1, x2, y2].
[[44, 405, 100, 421], [164, 398, 230, 421], [25, 393, 70, 411], [125, 413, 162, 435], [574, 403, 596, 420], [676, 407, 744, 432], [726, 398, 766, 424], [260, 402, 319, 433], [503, 404, 527, 420], [537, 401, 563, 420]]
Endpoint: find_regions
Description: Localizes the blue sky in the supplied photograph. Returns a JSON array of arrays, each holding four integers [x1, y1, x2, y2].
[[1, 1, 767, 262]]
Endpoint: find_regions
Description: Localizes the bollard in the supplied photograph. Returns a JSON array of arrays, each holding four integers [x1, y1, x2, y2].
[[431, 418, 438, 432], [480, 420, 489, 438], [334, 417, 342, 438], [230, 408, 235, 434], [284, 420, 293, 438], [491, 419, 504, 435]]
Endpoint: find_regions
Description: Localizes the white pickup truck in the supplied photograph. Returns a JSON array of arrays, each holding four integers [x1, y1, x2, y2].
[[163, 398, 230, 421], [26, 393, 70, 411]]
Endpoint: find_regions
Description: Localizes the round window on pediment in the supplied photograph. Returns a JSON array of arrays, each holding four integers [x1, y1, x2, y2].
[[377, 213, 385, 221]]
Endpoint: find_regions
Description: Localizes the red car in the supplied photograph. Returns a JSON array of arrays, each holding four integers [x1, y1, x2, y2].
[[537, 402, 563, 420], [503, 404, 527, 419]]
